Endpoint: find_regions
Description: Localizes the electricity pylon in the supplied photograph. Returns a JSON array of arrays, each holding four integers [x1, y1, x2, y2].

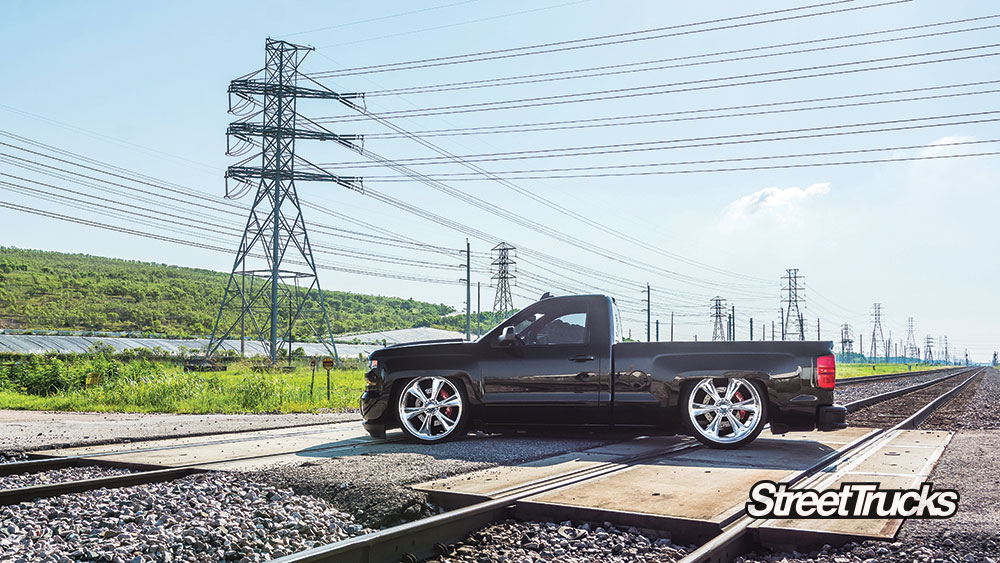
[[491, 242, 516, 319], [711, 297, 727, 341], [840, 323, 854, 357], [870, 303, 886, 362], [905, 318, 919, 361], [924, 335, 935, 363], [208, 39, 363, 364], [781, 268, 805, 341]]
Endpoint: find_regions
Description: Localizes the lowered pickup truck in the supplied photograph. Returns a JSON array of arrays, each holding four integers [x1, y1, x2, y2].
[[361, 294, 847, 449]]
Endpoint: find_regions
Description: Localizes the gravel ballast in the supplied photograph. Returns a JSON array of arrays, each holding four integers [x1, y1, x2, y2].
[[835, 370, 964, 405], [0, 466, 133, 490], [245, 434, 616, 529], [426, 520, 689, 563], [0, 410, 360, 453], [737, 369, 1000, 562], [0, 472, 367, 562]]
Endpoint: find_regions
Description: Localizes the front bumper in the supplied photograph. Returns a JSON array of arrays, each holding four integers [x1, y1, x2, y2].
[[817, 405, 848, 431], [360, 389, 390, 439]]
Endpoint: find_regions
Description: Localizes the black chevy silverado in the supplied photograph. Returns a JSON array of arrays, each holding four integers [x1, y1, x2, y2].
[[361, 294, 846, 448]]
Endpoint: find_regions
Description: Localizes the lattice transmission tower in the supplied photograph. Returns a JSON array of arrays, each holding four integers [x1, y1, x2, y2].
[[840, 323, 854, 357], [870, 303, 886, 362], [943, 336, 950, 364], [924, 335, 935, 363], [904, 317, 920, 360], [491, 242, 516, 319], [207, 39, 363, 364], [781, 268, 805, 341], [711, 297, 727, 341]]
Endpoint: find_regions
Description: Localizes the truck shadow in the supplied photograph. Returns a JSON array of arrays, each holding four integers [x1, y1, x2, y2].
[[294, 430, 841, 473]]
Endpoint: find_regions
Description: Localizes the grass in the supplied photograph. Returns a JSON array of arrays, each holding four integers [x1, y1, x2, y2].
[[0, 358, 366, 414], [837, 362, 942, 380]]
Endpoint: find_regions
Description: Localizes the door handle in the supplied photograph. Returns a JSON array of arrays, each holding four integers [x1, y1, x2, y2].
[[568, 355, 595, 362]]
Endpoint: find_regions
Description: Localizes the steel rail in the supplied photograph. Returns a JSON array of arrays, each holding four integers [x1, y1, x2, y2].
[[0, 434, 407, 506], [842, 366, 975, 412], [271, 438, 704, 563], [677, 367, 984, 563], [3, 420, 364, 476], [21, 416, 361, 457], [835, 366, 958, 387]]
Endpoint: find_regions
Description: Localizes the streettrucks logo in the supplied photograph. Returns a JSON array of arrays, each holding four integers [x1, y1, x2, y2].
[[746, 481, 959, 519]]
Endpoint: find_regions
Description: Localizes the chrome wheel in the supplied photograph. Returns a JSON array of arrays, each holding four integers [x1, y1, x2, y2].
[[397, 377, 464, 441], [685, 378, 764, 446]]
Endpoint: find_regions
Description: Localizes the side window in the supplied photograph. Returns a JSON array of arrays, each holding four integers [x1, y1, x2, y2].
[[516, 309, 589, 345]]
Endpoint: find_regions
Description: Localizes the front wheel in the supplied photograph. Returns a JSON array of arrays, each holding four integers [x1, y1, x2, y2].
[[681, 377, 767, 449], [396, 376, 469, 442]]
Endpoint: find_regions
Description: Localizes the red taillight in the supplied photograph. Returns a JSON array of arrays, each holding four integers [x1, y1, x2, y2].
[[817, 355, 836, 389]]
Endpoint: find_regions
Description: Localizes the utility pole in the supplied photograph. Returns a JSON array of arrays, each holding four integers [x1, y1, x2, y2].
[[772, 320, 775, 341], [209, 39, 362, 365], [670, 312, 674, 342], [491, 242, 516, 319], [463, 239, 471, 341], [816, 318, 820, 340], [477, 282, 481, 338], [731, 305, 736, 341], [781, 269, 806, 341], [643, 283, 651, 342], [656, 319, 660, 342], [711, 297, 727, 342], [750, 318, 754, 341], [780, 308, 785, 340]]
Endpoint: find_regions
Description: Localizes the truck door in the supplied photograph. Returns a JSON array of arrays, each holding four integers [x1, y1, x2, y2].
[[478, 296, 612, 425]]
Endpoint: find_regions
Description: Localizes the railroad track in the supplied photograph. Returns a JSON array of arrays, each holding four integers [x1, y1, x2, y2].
[[1, 368, 982, 562], [0, 420, 404, 506], [835, 366, 958, 387], [679, 366, 985, 563], [268, 366, 985, 563]]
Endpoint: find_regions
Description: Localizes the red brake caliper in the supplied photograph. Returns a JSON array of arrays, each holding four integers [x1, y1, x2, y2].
[[732, 391, 747, 421], [440, 389, 454, 418]]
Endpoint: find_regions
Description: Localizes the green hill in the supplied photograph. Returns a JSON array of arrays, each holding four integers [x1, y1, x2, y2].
[[0, 247, 463, 337]]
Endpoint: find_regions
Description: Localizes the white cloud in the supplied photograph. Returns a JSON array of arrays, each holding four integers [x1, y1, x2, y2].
[[918, 135, 978, 157], [725, 182, 831, 222]]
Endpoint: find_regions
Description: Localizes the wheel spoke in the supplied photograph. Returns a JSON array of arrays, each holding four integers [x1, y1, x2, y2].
[[726, 412, 747, 435], [435, 412, 455, 432], [691, 403, 717, 417], [732, 399, 757, 412], [429, 378, 444, 402], [724, 379, 739, 401], [419, 413, 433, 435], [699, 380, 722, 403], [403, 407, 424, 420], [705, 414, 722, 438], [407, 386, 427, 405], [439, 395, 461, 408]]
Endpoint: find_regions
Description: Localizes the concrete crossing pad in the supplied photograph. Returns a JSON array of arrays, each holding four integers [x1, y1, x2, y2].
[[414, 427, 952, 546]]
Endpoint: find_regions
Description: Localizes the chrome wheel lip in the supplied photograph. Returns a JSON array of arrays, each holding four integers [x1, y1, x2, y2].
[[398, 376, 462, 441], [687, 378, 762, 444]]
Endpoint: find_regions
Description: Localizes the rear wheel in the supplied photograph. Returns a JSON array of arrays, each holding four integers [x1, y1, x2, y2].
[[396, 376, 468, 442], [681, 377, 767, 449]]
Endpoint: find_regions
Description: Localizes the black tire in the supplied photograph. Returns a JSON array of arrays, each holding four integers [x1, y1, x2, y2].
[[680, 377, 768, 449], [395, 376, 469, 443]]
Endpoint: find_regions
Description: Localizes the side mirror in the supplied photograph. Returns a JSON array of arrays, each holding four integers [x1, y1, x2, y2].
[[499, 326, 517, 347]]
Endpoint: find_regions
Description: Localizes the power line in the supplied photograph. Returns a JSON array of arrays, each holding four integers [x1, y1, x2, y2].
[[313, 44, 1000, 121], [307, 1, 900, 77], [356, 140, 1000, 181], [327, 112, 1000, 169], [360, 81, 1000, 139], [362, 17, 1000, 96]]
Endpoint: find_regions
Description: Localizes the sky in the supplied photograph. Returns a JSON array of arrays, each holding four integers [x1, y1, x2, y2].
[[0, 0, 997, 361]]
